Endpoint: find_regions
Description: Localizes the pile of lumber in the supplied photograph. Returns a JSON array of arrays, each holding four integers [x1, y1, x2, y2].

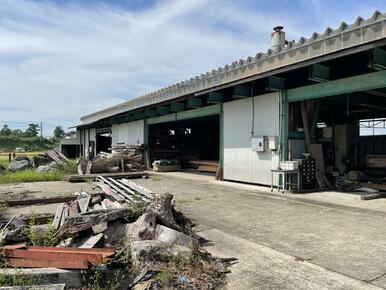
[[190, 160, 219, 173], [77, 149, 146, 175], [366, 155, 386, 169], [45, 149, 69, 164], [1, 181, 231, 289], [96, 176, 154, 204]]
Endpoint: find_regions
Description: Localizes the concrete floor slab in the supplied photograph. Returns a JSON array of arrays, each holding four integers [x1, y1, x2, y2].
[[4, 174, 386, 289], [133, 173, 386, 288], [200, 228, 381, 290]]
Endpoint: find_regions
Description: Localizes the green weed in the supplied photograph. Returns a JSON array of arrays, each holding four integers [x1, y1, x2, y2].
[[28, 214, 55, 247], [0, 269, 40, 287], [156, 267, 174, 287]]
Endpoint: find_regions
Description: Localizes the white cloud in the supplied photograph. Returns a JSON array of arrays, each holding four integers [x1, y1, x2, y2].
[[0, 0, 384, 135]]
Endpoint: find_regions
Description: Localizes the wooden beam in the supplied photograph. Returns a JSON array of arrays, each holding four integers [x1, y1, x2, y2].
[[170, 102, 184, 112], [208, 92, 224, 103], [287, 70, 386, 102], [267, 76, 285, 91], [186, 97, 202, 108], [233, 85, 250, 99]]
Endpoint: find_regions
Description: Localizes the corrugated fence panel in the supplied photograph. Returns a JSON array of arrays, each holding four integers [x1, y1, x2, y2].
[[112, 120, 144, 146], [223, 92, 281, 185]]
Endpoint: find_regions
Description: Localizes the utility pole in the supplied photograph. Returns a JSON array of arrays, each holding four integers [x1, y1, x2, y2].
[[40, 122, 43, 137]]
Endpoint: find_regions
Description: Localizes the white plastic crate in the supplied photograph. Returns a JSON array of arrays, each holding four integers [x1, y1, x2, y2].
[[280, 161, 299, 170]]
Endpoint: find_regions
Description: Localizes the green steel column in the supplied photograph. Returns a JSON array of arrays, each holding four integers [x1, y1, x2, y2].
[[143, 119, 148, 146], [219, 104, 224, 180], [281, 91, 289, 161]]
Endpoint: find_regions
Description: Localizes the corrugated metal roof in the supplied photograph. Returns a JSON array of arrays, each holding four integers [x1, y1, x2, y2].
[[81, 11, 386, 124]]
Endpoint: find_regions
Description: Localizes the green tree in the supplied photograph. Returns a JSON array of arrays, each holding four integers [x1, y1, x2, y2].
[[24, 123, 40, 137], [0, 124, 11, 136], [53, 126, 65, 139], [12, 129, 23, 136]]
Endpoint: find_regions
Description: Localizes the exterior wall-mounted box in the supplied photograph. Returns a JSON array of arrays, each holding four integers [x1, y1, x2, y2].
[[268, 136, 278, 150], [251, 136, 267, 152]]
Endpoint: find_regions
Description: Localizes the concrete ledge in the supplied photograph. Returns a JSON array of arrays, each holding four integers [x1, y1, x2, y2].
[[0, 268, 83, 289]]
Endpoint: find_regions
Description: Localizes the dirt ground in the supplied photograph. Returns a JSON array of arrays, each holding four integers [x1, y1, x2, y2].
[[3, 173, 386, 289]]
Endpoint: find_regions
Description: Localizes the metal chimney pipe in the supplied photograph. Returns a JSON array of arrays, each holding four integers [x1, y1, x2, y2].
[[271, 26, 285, 51]]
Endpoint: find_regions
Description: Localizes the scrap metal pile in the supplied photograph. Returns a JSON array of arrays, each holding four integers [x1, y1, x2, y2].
[[0, 177, 231, 289]]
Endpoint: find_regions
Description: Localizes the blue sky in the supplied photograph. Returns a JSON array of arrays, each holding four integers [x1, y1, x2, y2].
[[0, 0, 385, 136]]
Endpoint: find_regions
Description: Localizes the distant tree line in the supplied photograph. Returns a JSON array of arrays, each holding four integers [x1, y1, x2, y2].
[[0, 124, 73, 139], [0, 124, 75, 152]]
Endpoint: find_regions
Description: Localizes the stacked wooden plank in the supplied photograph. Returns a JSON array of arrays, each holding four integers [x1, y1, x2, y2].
[[96, 176, 154, 204], [46, 149, 69, 164], [2, 244, 114, 269], [190, 160, 219, 173]]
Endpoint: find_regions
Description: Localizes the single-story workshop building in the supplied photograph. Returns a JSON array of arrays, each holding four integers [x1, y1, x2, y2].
[[63, 11, 386, 188]]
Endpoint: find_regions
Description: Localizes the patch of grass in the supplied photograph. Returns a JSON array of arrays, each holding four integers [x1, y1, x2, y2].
[[0, 169, 64, 184], [129, 192, 148, 220], [28, 214, 56, 247], [87, 269, 128, 290], [0, 156, 8, 168], [0, 269, 40, 287], [0, 159, 77, 184], [56, 159, 77, 175], [156, 267, 174, 287]]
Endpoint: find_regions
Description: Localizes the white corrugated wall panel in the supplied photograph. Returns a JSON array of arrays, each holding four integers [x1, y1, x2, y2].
[[223, 92, 281, 185], [112, 120, 144, 146]]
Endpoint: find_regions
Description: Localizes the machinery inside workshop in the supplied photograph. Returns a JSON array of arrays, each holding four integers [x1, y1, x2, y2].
[[287, 92, 386, 193]]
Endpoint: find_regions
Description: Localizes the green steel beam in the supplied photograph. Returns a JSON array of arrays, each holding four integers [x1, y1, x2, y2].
[[187, 97, 203, 108], [370, 47, 386, 70], [286, 70, 386, 103], [170, 102, 184, 112], [134, 112, 145, 120], [267, 76, 285, 91], [176, 104, 220, 121], [123, 114, 135, 122], [233, 85, 250, 99], [156, 106, 170, 115], [147, 104, 221, 125], [147, 113, 177, 125], [208, 92, 224, 103], [309, 63, 330, 82], [145, 109, 156, 117]]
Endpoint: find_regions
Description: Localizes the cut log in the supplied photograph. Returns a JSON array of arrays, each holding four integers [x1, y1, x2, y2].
[[54, 208, 133, 241], [146, 193, 181, 231]]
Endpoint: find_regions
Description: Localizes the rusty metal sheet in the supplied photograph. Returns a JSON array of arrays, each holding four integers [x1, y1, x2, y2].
[[28, 246, 115, 257], [4, 249, 104, 264]]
